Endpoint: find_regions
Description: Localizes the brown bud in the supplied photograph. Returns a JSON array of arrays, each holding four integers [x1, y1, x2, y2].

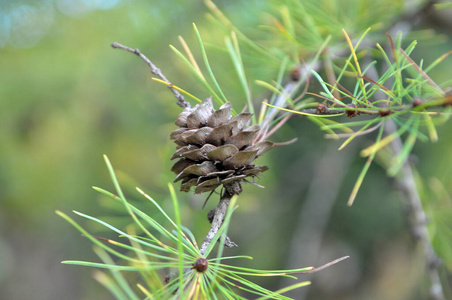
[[379, 109, 391, 117], [291, 67, 301, 81], [345, 103, 357, 118], [193, 258, 208, 272], [316, 103, 327, 114]]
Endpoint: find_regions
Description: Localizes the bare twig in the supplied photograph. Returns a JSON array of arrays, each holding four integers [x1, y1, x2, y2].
[[111, 42, 191, 109], [297, 108, 357, 115], [301, 255, 350, 274], [206, 201, 237, 249], [199, 190, 235, 256]]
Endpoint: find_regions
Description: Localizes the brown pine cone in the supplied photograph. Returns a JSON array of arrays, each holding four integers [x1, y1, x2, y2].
[[170, 98, 273, 195]]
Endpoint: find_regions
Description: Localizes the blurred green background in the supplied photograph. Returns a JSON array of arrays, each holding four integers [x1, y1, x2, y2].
[[1, 0, 451, 299]]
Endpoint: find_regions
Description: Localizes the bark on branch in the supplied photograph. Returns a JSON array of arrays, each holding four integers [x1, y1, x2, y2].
[[367, 60, 445, 299], [111, 42, 190, 109], [199, 190, 236, 256], [385, 119, 445, 300]]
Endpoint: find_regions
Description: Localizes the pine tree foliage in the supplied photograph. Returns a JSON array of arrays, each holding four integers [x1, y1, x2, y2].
[[59, 0, 452, 299]]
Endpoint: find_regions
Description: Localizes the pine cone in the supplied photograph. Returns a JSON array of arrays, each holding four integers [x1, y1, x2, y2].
[[170, 98, 273, 195]]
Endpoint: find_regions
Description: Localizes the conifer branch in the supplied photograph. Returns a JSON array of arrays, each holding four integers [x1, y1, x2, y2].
[[274, 1, 447, 298], [111, 42, 191, 108], [368, 62, 446, 299], [385, 119, 445, 300], [364, 2, 446, 296]]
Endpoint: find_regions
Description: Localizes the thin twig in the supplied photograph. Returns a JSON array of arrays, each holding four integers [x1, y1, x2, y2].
[[199, 190, 235, 256], [111, 42, 191, 108], [297, 108, 349, 115], [400, 48, 445, 95], [301, 255, 350, 274]]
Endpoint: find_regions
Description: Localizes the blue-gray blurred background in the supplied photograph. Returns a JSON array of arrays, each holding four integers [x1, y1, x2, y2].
[[1, 0, 451, 299]]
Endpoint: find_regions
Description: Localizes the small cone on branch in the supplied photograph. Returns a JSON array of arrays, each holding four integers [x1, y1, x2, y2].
[[170, 97, 273, 195]]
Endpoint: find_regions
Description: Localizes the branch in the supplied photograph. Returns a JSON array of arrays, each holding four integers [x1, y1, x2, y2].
[[111, 42, 191, 109], [293, 99, 451, 117], [207, 206, 238, 249], [301, 255, 350, 274], [199, 190, 236, 256], [387, 120, 444, 300], [365, 4, 447, 295], [366, 59, 446, 299], [275, 2, 446, 297]]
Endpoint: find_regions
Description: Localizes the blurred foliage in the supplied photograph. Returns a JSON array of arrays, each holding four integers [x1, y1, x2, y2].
[[1, 0, 452, 299]]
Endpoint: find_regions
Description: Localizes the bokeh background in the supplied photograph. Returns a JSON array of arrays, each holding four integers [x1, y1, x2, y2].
[[1, 0, 452, 299]]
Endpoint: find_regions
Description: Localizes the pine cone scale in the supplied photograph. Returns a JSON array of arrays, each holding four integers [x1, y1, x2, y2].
[[183, 127, 213, 146], [186, 104, 213, 128], [223, 150, 258, 169], [174, 161, 216, 182], [171, 159, 194, 174], [171, 145, 200, 160], [229, 113, 253, 135], [246, 141, 274, 157], [206, 123, 235, 146], [207, 102, 232, 127], [225, 125, 260, 150], [206, 144, 239, 161]]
